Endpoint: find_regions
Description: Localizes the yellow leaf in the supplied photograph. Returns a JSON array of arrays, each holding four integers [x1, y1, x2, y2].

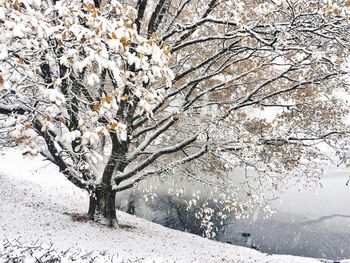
[[62, 31, 67, 41], [336, 58, 343, 67], [148, 32, 158, 45], [240, 35, 249, 41], [120, 37, 130, 47], [0, 73, 4, 87], [105, 96, 113, 102], [111, 32, 117, 39], [24, 122, 32, 129], [324, 3, 333, 13], [41, 125, 48, 133], [114, 89, 121, 97], [43, 115, 52, 122], [163, 45, 171, 56], [102, 96, 113, 103], [81, 34, 87, 43], [13, 0, 21, 11], [125, 21, 134, 29], [92, 9, 98, 18], [57, 39, 63, 47], [68, 57, 74, 64], [15, 136, 25, 143], [121, 95, 129, 100], [83, 4, 95, 11], [107, 122, 118, 130], [93, 102, 101, 111], [151, 32, 157, 40]]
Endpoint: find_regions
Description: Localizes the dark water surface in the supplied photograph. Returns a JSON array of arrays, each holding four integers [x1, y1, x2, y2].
[[118, 169, 350, 261]]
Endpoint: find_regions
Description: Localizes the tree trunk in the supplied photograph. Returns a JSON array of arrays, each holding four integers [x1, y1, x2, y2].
[[88, 186, 117, 227], [88, 132, 127, 227]]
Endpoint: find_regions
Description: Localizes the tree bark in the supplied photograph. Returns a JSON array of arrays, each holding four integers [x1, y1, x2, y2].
[[87, 130, 127, 227], [88, 186, 117, 227]]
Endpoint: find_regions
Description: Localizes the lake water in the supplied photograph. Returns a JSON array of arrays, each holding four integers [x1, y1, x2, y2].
[[117, 167, 350, 261], [238, 168, 350, 261]]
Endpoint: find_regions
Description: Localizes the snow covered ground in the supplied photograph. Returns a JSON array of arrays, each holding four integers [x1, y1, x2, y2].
[[0, 149, 345, 262]]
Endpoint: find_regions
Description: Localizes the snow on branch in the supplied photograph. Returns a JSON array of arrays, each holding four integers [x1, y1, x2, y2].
[[115, 133, 199, 185]]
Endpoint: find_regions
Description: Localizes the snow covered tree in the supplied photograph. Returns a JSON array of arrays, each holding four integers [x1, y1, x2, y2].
[[1, 0, 350, 228]]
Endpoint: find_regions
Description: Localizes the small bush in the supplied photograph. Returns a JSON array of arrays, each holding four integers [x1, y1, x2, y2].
[[0, 239, 138, 263]]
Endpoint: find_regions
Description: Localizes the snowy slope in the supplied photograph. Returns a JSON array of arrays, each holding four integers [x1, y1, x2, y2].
[[0, 150, 329, 263]]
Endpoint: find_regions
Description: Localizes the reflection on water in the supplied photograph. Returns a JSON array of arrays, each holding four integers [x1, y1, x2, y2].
[[217, 212, 350, 260], [117, 169, 350, 261]]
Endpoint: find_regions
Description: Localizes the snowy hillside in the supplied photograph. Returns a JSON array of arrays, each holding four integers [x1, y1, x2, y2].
[[0, 150, 342, 263]]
